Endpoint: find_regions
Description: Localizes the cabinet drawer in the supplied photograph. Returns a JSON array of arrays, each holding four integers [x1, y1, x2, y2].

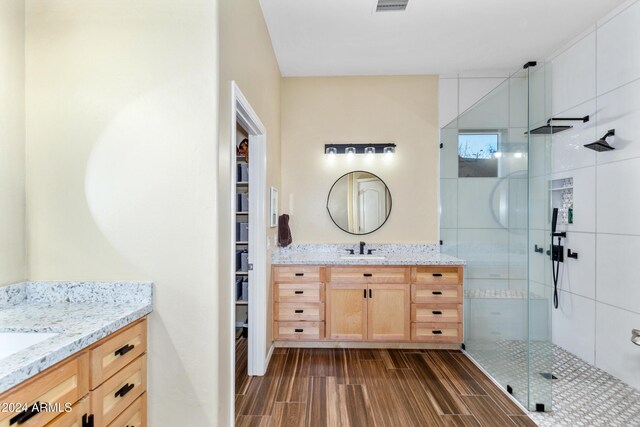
[[46, 397, 89, 427], [273, 266, 323, 283], [411, 323, 462, 342], [275, 283, 324, 303], [411, 304, 461, 323], [0, 353, 89, 427], [90, 320, 147, 390], [327, 267, 409, 283], [412, 266, 462, 285], [411, 284, 462, 304], [276, 322, 324, 340], [275, 303, 324, 321], [106, 393, 146, 427], [90, 355, 146, 427]]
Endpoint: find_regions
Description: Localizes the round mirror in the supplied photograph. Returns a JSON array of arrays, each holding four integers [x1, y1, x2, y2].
[[327, 171, 392, 235]]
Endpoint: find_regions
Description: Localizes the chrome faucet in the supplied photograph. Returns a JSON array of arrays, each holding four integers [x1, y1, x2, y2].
[[359, 241, 366, 255]]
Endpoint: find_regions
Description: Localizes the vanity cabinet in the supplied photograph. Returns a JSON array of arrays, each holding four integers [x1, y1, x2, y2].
[[0, 319, 148, 427], [273, 265, 463, 345]]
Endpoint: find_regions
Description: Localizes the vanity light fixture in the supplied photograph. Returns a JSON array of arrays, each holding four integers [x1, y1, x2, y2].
[[323, 143, 397, 156]]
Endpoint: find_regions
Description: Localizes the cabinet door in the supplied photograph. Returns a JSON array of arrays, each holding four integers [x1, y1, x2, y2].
[[367, 283, 410, 341], [326, 283, 367, 340]]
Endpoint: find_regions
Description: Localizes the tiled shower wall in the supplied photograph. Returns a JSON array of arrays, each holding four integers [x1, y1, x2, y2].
[[541, 0, 640, 391]]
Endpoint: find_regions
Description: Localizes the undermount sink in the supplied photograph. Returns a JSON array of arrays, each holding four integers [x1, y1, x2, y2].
[[0, 332, 59, 360], [339, 255, 387, 260]]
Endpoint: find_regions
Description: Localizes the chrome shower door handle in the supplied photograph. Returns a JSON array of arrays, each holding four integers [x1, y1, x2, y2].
[[632, 329, 640, 346]]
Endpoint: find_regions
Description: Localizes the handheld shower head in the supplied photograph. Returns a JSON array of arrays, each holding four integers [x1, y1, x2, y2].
[[585, 129, 615, 152], [552, 208, 559, 234]]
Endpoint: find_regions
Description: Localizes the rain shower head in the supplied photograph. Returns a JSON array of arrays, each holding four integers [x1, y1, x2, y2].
[[584, 129, 615, 152], [526, 116, 590, 135]]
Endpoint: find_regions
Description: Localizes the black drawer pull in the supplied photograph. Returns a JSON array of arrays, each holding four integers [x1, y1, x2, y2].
[[115, 343, 135, 357], [363, 273, 373, 277], [294, 309, 304, 313], [432, 330, 443, 335], [364, 289, 367, 298], [432, 291, 443, 295], [294, 328, 304, 333], [432, 310, 442, 315], [295, 273, 304, 276], [432, 273, 443, 277], [10, 402, 41, 425], [294, 291, 304, 294], [115, 383, 135, 398]]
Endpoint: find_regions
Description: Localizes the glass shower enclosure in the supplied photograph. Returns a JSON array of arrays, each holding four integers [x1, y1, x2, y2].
[[440, 64, 554, 411]]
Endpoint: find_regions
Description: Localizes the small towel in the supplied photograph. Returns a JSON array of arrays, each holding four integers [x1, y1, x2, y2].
[[278, 214, 292, 247]]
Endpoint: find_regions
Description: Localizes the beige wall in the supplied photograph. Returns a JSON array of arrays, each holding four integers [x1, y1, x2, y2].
[[25, 1, 219, 425], [281, 76, 439, 243], [218, 0, 281, 423], [0, 1, 26, 286]]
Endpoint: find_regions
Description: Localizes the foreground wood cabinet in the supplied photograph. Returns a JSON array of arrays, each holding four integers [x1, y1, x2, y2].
[[0, 319, 148, 427], [273, 265, 463, 345]]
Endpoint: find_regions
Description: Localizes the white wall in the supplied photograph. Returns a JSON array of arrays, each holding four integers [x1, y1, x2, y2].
[[25, 1, 220, 425], [542, 0, 640, 390], [0, 1, 26, 286]]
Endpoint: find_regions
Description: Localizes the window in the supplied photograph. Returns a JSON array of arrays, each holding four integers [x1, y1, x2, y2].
[[458, 133, 499, 177]]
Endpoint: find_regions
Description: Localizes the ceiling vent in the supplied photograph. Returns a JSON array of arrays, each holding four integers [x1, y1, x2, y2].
[[376, 0, 409, 12]]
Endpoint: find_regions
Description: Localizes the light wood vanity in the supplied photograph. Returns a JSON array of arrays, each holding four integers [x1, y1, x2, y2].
[[273, 265, 464, 347], [0, 318, 147, 427]]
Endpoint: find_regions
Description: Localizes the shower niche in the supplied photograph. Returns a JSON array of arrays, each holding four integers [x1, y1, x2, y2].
[[551, 177, 574, 225]]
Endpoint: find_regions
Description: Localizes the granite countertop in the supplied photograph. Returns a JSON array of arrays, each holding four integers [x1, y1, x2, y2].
[[272, 244, 466, 266], [0, 281, 153, 394]]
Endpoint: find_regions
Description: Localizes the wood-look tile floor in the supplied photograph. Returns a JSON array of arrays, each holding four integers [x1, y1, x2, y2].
[[235, 339, 537, 427]]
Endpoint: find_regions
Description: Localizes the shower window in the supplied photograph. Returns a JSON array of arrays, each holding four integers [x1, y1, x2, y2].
[[458, 132, 500, 178]]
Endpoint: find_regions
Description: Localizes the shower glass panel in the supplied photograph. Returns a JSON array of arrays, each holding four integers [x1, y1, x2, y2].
[[440, 64, 553, 411]]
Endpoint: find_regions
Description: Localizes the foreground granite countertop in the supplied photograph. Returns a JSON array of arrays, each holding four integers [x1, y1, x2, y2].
[[272, 244, 466, 266], [0, 281, 153, 394]]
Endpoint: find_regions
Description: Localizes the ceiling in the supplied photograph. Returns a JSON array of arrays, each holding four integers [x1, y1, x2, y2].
[[259, 0, 628, 76]]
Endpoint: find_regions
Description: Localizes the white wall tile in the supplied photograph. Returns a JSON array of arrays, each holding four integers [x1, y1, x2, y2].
[[440, 227, 458, 257], [465, 278, 509, 291], [597, 233, 640, 314], [597, 157, 640, 235], [458, 228, 509, 279], [557, 232, 596, 300], [595, 302, 640, 390], [440, 178, 457, 228], [458, 178, 505, 229], [550, 100, 597, 173], [459, 78, 505, 114], [597, 0, 640, 95], [552, 167, 596, 234], [509, 76, 528, 129], [596, 78, 640, 164], [458, 79, 509, 129], [551, 32, 596, 115], [440, 128, 458, 179], [553, 290, 596, 364], [439, 78, 458, 129], [529, 175, 550, 231], [531, 229, 552, 286], [508, 229, 527, 280]]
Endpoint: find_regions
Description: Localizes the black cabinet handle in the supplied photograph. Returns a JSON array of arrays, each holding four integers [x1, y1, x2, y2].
[[114, 383, 135, 398], [432, 330, 443, 335], [82, 414, 94, 427], [364, 289, 367, 298], [115, 343, 135, 357], [294, 328, 304, 333], [294, 309, 304, 313], [363, 273, 373, 277], [432, 273, 443, 277], [295, 273, 304, 276], [369, 289, 372, 298], [432, 310, 442, 315], [432, 291, 443, 295], [294, 291, 304, 294], [10, 402, 41, 425]]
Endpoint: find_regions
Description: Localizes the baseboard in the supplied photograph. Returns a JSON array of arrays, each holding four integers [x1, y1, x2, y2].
[[264, 343, 275, 373], [274, 341, 460, 350]]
